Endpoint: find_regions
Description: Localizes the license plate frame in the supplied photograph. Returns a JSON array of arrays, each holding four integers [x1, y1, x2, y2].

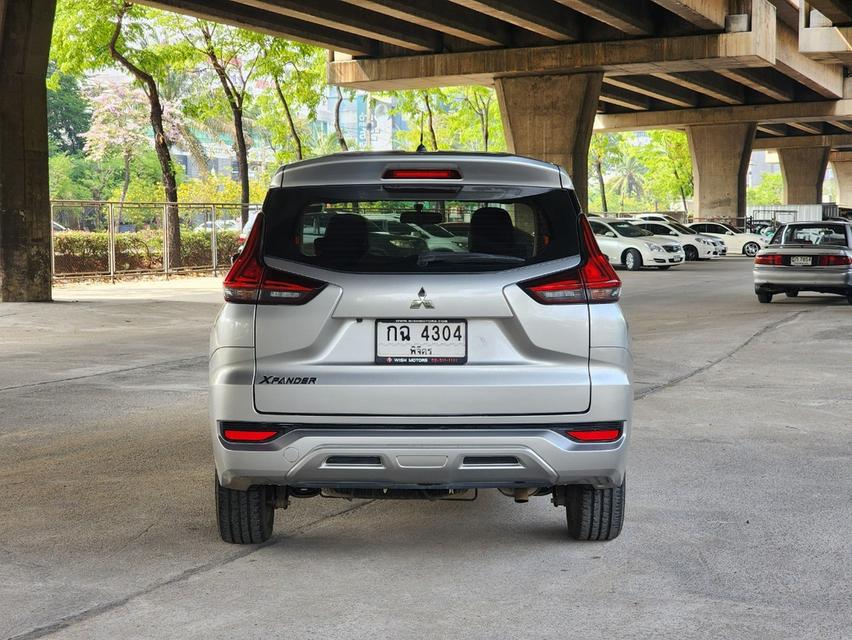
[[790, 256, 813, 266], [375, 319, 467, 365]]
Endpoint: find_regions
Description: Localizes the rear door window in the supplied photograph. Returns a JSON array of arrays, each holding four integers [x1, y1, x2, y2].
[[262, 186, 579, 273]]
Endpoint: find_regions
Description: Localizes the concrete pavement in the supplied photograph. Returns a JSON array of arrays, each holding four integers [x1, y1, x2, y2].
[[0, 259, 850, 639]]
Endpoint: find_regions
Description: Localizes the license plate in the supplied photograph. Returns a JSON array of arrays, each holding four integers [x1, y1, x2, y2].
[[790, 256, 812, 266], [376, 320, 467, 365], [672, 257, 682, 262]]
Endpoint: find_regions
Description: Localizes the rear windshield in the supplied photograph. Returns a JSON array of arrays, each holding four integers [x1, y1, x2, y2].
[[262, 186, 579, 273], [772, 224, 849, 246]]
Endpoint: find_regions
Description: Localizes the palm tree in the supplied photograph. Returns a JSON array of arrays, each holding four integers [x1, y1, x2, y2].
[[610, 154, 646, 211]]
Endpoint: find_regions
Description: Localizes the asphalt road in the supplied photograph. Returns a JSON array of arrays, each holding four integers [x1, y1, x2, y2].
[[0, 259, 850, 639]]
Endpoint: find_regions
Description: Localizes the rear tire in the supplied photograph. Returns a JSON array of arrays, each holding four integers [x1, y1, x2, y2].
[[744, 242, 760, 257], [684, 245, 699, 261], [216, 474, 275, 544], [623, 249, 642, 271], [785, 291, 799, 298], [563, 479, 626, 541], [757, 291, 773, 304]]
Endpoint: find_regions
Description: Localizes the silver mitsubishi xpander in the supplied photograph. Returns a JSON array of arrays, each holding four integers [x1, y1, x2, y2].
[[210, 152, 632, 544]]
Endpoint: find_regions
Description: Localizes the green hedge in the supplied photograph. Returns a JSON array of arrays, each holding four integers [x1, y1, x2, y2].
[[53, 230, 240, 274]]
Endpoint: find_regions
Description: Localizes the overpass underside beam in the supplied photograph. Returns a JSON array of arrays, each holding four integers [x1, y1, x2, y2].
[[687, 123, 756, 220], [496, 73, 602, 211], [328, 19, 776, 90], [778, 146, 830, 204], [0, 0, 55, 302]]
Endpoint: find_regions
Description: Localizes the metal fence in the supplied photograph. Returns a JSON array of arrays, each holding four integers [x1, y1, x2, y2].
[[50, 200, 261, 279]]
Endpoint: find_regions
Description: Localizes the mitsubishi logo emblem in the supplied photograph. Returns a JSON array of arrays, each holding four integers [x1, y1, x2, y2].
[[410, 287, 434, 309]]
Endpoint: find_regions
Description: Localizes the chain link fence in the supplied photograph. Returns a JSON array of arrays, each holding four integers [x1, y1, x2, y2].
[[50, 201, 260, 280]]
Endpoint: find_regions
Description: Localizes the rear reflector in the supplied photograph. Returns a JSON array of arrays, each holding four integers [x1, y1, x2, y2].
[[520, 215, 621, 304], [222, 212, 326, 304], [222, 428, 280, 443], [382, 168, 461, 180], [565, 425, 623, 443]]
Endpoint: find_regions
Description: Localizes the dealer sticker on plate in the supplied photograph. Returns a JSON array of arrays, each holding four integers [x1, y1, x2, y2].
[[376, 319, 467, 365]]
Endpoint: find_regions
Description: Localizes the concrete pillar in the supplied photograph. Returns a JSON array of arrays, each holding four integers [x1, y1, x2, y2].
[[831, 151, 852, 208], [495, 73, 603, 211], [778, 146, 830, 205], [0, 0, 56, 302], [686, 122, 756, 220]]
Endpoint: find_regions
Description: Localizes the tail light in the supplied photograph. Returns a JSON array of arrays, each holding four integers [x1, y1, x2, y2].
[[520, 216, 621, 304], [817, 255, 852, 266], [223, 212, 326, 304], [221, 425, 281, 443], [564, 423, 623, 443], [754, 254, 782, 265], [755, 254, 852, 266]]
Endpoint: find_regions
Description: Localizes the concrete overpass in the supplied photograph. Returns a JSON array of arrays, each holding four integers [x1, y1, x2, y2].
[[3, 0, 852, 301]]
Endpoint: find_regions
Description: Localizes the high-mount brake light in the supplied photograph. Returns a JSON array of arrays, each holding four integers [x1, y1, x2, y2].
[[222, 427, 281, 443], [382, 168, 461, 180], [564, 425, 623, 443], [520, 216, 621, 304], [222, 213, 326, 304]]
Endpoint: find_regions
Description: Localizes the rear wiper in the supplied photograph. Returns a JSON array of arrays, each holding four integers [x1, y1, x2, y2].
[[417, 252, 525, 266]]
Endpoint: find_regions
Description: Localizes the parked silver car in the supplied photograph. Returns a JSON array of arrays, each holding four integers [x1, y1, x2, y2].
[[211, 152, 632, 543], [753, 220, 852, 303]]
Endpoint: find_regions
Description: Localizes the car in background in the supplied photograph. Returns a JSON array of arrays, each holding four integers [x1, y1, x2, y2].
[[237, 210, 261, 250], [632, 213, 682, 224], [194, 219, 241, 233], [303, 210, 429, 257], [632, 220, 718, 261], [369, 216, 467, 252], [589, 218, 685, 270], [688, 221, 766, 257], [439, 222, 470, 237], [753, 221, 852, 304]]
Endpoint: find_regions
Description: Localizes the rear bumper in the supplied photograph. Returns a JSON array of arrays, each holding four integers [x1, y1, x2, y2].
[[217, 428, 627, 490], [210, 347, 632, 491], [754, 266, 852, 291]]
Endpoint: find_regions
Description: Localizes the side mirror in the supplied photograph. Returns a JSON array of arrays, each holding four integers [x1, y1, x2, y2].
[[726, 231, 735, 236], [606, 231, 617, 238]]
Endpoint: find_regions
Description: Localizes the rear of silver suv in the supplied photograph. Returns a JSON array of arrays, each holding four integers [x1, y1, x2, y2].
[[210, 152, 632, 543]]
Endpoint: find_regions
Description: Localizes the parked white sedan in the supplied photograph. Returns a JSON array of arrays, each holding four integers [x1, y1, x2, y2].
[[632, 220, 718, 261], [688, 222, 766, 257], [589, 219, 685, 270]]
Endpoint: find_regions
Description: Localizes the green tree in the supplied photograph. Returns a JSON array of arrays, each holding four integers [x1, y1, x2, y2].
[[610, 147, 646, 211], [442, 86, 505, 152], [46, 65, 91, 154], [747, 172, 783, 205], [387, 89, 446, 150], [588, 134, 620, 213], [179, 21, 263, 217], [52, 0, 185, 265], [256, 39, 325, 161], [639, 130, 693, 212]]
